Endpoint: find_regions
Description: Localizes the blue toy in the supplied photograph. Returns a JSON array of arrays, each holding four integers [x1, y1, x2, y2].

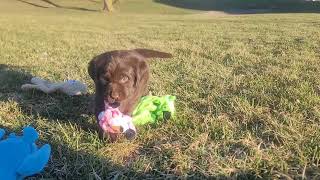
[[0, 126, 51, 180]]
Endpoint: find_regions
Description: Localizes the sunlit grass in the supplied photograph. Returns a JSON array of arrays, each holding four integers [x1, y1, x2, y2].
[[1, 0, 320, 179]]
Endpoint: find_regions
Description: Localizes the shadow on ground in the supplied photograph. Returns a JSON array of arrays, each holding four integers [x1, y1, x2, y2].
[[0, 64, 275, 179], [154, 0, 320, 14], [16, 0, 99, 12], [0, 64, 97, 133], [0, 126, 269, 179]]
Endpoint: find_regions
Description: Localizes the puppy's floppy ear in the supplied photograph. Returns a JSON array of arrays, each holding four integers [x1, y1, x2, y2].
[[133, 49, 172, 59], [134, 60, 148, 88], [88, 59, 97, 82]]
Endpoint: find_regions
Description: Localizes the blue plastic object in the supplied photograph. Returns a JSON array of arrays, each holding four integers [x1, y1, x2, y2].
[[0, 126, 51, 180]]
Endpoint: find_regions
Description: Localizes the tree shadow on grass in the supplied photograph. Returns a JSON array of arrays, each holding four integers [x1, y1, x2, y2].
[[154, 0, 320, 14], [0, 64, 131, 179], [0, 124, 133, 179], [16, 0, 99, 12], [0, 64, 97, 134], [0, 124, 272, 179], [0, 64, 294, 179]]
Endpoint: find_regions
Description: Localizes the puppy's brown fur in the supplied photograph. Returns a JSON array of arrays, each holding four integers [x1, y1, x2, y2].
[[88, 49, 172, 140]]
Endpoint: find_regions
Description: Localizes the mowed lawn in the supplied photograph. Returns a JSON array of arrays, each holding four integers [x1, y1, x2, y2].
[[1, 0, 320, 179]]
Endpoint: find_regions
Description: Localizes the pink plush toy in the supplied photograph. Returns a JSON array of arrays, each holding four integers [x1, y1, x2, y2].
[[98, 102, 136, 140]]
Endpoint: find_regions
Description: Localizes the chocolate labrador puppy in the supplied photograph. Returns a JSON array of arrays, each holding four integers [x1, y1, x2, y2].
[[88, 49, 172, 140]]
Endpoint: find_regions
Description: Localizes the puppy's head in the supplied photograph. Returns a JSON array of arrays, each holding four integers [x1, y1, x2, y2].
[[88, 49, 172, 107]]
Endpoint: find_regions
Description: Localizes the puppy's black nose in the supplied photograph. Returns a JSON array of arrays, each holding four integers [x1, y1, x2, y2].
[[110, 91, 120, 101], [107, 96, 115, 103], [106, 96, 120, 107]]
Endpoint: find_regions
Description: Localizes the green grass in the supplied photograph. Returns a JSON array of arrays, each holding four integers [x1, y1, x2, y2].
[[1, 0, 320, 179]]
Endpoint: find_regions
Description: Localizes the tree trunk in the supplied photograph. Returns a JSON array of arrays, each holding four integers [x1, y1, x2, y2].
[[103, 0, 114, 12]]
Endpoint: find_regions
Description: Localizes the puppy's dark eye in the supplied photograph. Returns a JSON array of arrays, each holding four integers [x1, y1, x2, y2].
[[120, 76, 129, 83]]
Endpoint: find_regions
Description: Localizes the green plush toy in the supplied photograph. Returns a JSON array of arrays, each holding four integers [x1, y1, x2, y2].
[[132, 95, 176, 126]]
